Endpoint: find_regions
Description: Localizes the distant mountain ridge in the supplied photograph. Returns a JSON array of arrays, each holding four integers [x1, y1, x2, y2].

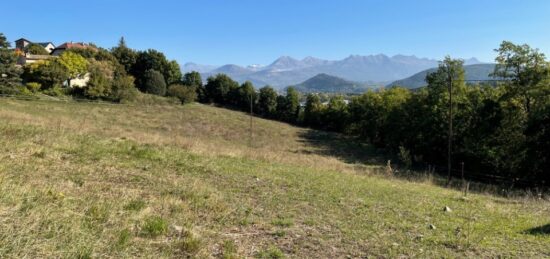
[[388, 64, 496, 89], [183, 55, 485, 89]]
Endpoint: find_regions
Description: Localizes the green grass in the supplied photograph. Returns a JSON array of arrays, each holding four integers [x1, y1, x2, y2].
[[141, 216, 169, 237], [124, 199, 147, 211], [0, 98, 549, 258]]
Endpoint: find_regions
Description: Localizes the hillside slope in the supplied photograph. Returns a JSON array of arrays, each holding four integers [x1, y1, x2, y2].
[[0, 98, 548, 258], [388, 64, 496, 89], [293, 73, 370, 93]]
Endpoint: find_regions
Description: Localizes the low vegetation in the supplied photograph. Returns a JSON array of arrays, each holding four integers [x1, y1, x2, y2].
[[0, 98, 548, 258]]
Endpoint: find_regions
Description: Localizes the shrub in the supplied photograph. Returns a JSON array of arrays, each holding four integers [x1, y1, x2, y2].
[[26, 82, 41, 93], [141, 69, 166, 96], [21, 60, 68, 89], [0, 85, 20, 95], [112, 75, 138, 103], [42, 85, 66, 97], [17, 85, 33, 96], [167, 84, 197, 104]]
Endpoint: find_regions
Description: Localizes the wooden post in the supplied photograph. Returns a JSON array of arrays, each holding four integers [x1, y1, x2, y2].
[[461, 162, 466, 196]]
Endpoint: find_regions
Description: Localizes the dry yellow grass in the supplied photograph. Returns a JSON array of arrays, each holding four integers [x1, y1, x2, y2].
[[0, 98, 549, 258], [0, 99, 378, 174]]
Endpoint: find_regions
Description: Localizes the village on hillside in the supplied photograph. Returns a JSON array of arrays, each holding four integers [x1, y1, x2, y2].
[[13, 38, 95, 87], [14, 38, 95, 64]]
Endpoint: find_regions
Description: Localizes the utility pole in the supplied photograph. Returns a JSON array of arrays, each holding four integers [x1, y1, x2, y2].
[[249, 92, 254, 148], [446, 63, 453, 186]]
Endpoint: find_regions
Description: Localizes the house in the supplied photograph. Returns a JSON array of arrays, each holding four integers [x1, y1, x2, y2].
[[15, 38, 57, 66], [15, 38, 56, 54], [15, 38, 32, 50], [37, 42, 56, 53], [14, 38, 93, 87], [64, 74, 91, 88], [17, 53, 55, 65], [51, 42, 95, 56]]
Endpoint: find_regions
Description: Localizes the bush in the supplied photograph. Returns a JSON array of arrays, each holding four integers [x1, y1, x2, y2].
[[17, 86, 33, 95], [112, 75, 138, 103], [42, 85, 67, 97], [84, 60, 114, 98], [26, 82, 41, 93], [167, 84, 197, 104], [141, 69, 166, 96], [21, 60, 68, 89], [0, 85, 20, 95]]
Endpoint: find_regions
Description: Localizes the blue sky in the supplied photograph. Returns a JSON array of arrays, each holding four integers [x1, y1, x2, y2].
[[2, 0, 549, 66]]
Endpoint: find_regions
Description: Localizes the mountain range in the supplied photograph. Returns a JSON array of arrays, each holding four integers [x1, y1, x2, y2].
[[183, 55, 484, 89]]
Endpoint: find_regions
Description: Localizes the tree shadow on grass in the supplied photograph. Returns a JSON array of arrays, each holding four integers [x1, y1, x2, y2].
[[296, 129, 386, 166], [523, 224, 550, 236]]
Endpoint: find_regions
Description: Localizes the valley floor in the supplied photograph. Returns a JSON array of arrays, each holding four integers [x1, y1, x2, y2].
[[0, 98, 549, 258]]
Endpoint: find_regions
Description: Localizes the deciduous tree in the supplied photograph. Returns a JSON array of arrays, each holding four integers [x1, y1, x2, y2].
[[303, 94, 323, 128], [57, 51, 88, 87], [24, 43, 49, 55], [142, 69, 166, 96], [204, 73, 239, 104], [493, 41, 550, 114], [257, 86, 278, 118]]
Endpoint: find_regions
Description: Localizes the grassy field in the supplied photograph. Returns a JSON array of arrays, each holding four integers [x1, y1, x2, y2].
[[0, 98, 549, 258]]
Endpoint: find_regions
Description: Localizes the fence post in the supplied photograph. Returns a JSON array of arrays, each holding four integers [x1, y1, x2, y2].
[[461, 162, 465, 195]]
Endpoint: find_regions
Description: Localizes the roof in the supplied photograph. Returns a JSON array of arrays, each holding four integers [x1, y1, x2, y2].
[[53, 42, 95, 51], [55, 42, 87, 49], [37, 42, 55, 48], [15, 38, 31, 43]]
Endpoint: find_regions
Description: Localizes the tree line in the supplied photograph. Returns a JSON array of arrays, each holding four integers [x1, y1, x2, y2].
[[1, 33, 548, 186], [0, 35, 197, 104], [194, 42, 550, 187]]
